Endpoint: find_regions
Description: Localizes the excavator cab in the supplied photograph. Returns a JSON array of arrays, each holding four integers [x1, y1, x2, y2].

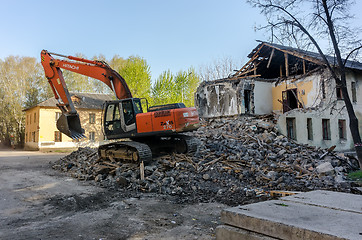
[[103, 98, 146, 139]]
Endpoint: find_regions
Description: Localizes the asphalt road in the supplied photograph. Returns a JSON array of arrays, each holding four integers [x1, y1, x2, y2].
[[0, 150, 225, 240]]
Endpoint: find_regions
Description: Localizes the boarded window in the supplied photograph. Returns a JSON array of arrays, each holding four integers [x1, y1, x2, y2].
[[89, 132, 95, 141], [338, 119, 346, 140], [89, 113, 96, 124], [286, 117, 296, 140], [322, 119, 331, 140], [352, 82, 357, 102], [54, 131, 62, 142], [307, 118, 313, 140]]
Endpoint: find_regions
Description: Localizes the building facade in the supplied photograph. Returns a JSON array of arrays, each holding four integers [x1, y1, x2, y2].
[[24, 93, 114, 150], [195, 41, 362, 151]]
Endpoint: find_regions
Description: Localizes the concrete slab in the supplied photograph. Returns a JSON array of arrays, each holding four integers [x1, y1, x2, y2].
[[281, 190, 362, 213], [221, 191, 362, 240], [216, 225, 278, 240]]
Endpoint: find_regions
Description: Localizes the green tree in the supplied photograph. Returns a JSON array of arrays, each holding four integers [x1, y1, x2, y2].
[[174, 68, 200, 107], [115, 56, 151, 99], [152, 70, 177, 106], [0, 56, 48, 147], [152, 68, 200, 107]]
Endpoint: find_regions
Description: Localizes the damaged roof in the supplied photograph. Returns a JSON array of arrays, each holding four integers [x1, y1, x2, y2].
[[24, 92, 114, 111], [233, 41, 362, 79]]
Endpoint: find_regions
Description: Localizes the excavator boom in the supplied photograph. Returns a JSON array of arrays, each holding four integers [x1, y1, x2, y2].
[[41, 50, 132, 139]]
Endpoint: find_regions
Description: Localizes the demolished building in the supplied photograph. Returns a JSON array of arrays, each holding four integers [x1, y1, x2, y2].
[[195, 41, 362, 151]]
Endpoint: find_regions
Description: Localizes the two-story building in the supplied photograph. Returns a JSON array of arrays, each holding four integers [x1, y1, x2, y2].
[[24, 92, 114, 150], [195, 41, 362, 151]]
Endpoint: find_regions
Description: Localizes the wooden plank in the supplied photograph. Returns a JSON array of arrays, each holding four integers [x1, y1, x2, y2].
[[284, 52, 289, 77], [267, 48, 275, 68], [303, 60, 306, 74]]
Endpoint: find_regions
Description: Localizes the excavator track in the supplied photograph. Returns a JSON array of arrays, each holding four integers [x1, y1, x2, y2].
[[98, 141, 152, 163], [136, 134, 199, 155], [181, 135, 198, 153]]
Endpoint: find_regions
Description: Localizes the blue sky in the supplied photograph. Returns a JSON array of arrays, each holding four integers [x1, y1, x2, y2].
[[0, 0, 361, 80]]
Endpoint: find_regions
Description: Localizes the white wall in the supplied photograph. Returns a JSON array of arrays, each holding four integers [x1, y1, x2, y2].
[[254, 81, 273, 115], [277, 69, 362, 151]]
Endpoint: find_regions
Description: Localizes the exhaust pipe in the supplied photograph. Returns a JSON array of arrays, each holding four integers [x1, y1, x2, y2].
[[56, 113, 86, 139]]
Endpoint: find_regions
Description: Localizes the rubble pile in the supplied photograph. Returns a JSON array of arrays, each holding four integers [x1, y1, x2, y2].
[[53, 116, 361, 205]]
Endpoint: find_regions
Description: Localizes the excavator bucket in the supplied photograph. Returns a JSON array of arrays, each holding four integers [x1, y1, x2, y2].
[[56, 113, 85, 139]]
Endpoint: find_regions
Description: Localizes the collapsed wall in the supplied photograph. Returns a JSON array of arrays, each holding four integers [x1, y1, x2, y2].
[[195, 78, 273, 119]]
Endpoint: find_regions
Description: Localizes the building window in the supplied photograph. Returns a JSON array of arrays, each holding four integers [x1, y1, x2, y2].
[[30, 114, 32, 124], [244, 90, 251, 113], [31, 132, 36, 142], [351, 82, 357, 102], [336, 87, 343, 100], [286, 117, 296, 140], [25, 132, 28, 142], [282, 89, 299, 113], [89, 132, 95, 141], [307, 118, 313, 140], [322, 119, 331, 140], [338, 119, 346, 140], [54, 131, 62, 142], [34, 112, 36, 123], [55, 112, 62, 121], [89, 113, 96, 124]]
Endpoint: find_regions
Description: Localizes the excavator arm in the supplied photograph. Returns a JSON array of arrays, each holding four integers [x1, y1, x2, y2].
[[40, 50, 132, 139]]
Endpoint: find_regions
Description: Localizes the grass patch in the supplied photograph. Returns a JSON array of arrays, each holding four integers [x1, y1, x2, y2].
[[348, 170, 362, 181]]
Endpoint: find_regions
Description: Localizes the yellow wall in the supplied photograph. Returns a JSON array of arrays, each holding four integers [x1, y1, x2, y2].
[[25, 107, 40, 143], [25, 107, 105, 144], [272, 78, 314, 112]]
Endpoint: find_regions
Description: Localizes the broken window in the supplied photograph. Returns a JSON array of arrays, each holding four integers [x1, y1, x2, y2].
[[54, 131, 62, 142], [351, 82, 357, 102], [282, 89, 299, 113], [338, 119, 346, 140], [322, 119, 331, 140], [286, 117, 296, 140], [307, 118, 313, 140], [336, 87, 343, 100], [244, 90, 251, 113]]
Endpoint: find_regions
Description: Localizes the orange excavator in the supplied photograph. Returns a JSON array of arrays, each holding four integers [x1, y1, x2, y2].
[[40, 50, 200, 163]]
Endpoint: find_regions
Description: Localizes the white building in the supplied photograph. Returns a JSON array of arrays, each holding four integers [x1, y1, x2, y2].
[[195, 41, 362, 151]]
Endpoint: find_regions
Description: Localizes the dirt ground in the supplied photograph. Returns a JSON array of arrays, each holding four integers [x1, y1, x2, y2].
[[0, 150, 227, 240]]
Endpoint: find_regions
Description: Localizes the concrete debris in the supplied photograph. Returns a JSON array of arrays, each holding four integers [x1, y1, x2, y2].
[[52, 115, 361, 206]]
